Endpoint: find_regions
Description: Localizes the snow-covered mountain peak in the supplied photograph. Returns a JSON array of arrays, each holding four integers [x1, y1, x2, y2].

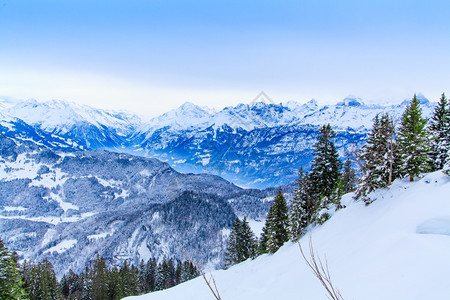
[[138, 101, 213, 134], [2, 99, 142, 136], [337, 96, 364, 107], [250, 101, 272, 109], [304, 98, 319, 109]]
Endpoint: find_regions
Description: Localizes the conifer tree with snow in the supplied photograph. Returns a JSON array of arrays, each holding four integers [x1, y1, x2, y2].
[[262, 189, 289, 254], [428, 93, 450, 171], [225, 217, 257, 267], [356, 113, 397, 202], [309, 124, 342, 208], [258, 225, 268, 254], [397, 95, 430, 181], [0, 238, 27, 300], [240, 217, 258, 260], [289, 168, 316, 240], [341, 159, 358, 194], [91, 254, 109, 300], [224, 217, 242, 267]]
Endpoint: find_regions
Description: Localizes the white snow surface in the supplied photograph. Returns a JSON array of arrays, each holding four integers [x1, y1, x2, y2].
[[126, 171, 450, 300], [135, 95, 435, 138], [44, 239, 77, 254], [2, 99, 142, 135]]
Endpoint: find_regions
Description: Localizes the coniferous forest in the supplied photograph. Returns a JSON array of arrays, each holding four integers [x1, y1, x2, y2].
[[1, 93, 450, 299]]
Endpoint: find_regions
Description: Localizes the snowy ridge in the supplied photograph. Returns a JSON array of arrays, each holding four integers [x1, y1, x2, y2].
[[136, 94, 434, 136], [4, 99, 142, 135], [0, 95, 436, 188], [127, 171, 450, 300]]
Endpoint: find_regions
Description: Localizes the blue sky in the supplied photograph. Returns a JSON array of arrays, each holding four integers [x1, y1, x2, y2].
[[0, 0, 449, 116]]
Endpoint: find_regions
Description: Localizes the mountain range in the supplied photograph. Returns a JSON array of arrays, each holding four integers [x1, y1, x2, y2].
[[0, 94, 435, 188], [0, 135, 276, 277], [0, 94, 437, 277]]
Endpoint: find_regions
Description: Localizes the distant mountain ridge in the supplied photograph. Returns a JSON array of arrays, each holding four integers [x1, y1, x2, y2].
[[0, 95, 436, 188], [0, 136, 276, 277]]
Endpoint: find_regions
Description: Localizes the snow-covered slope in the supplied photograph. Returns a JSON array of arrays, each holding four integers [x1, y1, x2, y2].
[[4, 99, 142, 134], [2, 99, 142, 149], [127, 171, 450, 300], [0, 136, 278, 277]]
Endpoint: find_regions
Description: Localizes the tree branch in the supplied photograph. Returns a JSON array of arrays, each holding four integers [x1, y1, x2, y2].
[[298, 236, 344, 300], [181, 249, 222, 300]]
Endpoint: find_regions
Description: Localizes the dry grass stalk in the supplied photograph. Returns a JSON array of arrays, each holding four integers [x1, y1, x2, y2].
[[298, 236, 344, 300], [181, 249, 222, 300]]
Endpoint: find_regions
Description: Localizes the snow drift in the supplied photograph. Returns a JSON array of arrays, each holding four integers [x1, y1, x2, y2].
[[126, 171, 450, 300]]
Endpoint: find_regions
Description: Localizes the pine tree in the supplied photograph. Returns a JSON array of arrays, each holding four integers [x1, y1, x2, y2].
[[224, 217, 242, 267], [139, 258, 156, 293], [239, 217, 258, 261], [81, 266, 93, 300], [174, 260, 182, 286], [91, 254, 108, 300], [119, 260, 139, 296], [429, 93, 450, 170], [60, 268, 82, 299], [356, 113, 397, 202], [397, 95, 430, 181], [341, 159, 358, 194], [258, 225, 268, 254], [309, 124, 342, 208], [0, 238, 27, 299], [181, 260, 198, 282], [264, 189, 289, 254], [289, 168, 307, 240], [107, 266, 122, 300], [224, 217, 257, 267]]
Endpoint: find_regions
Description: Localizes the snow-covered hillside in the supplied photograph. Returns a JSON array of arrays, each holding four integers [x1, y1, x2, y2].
[[127, 171, 450, 300], [0, 136, 278, 277]]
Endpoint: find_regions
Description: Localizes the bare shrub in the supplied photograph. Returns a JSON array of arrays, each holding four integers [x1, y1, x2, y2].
[[181, 249, 222, 300], [298, 236, 344, 300]]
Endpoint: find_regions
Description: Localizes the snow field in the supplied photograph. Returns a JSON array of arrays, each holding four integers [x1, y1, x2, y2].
[[126, 171, 450, 300]]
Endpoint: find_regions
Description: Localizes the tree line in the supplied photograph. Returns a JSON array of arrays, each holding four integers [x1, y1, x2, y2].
[[224, 93, 450, 266], [0, 239, 199, 300]]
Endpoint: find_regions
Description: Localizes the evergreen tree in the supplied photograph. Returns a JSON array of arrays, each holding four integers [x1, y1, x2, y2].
[[309, 124, 343, 208], [263, 189, 289, 254], [239, 217, 258, 261], [224, 217, 242, 267], [26, 259, 60, 300], [119, 261, 139, 296], [91, 255, 108, 300], [181, 260, 198, 282], [165, 258, 176, 289], [81, 266, 93, 300], [174, 261, 182, 286], [258, 225, 268, 254], [224, 217, 257, 267], [429, 93, 450, 170], [0, 238, 27, 299], [397, 95, 430, 181], [289, 168, 311, 240], [341, 159, 358, 194], [138, 258, 156, 293], [60, 268, 82, 299], [155, 259, 169, 291], [107, 266, 122, 300], [356, 113, 397, 202]]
